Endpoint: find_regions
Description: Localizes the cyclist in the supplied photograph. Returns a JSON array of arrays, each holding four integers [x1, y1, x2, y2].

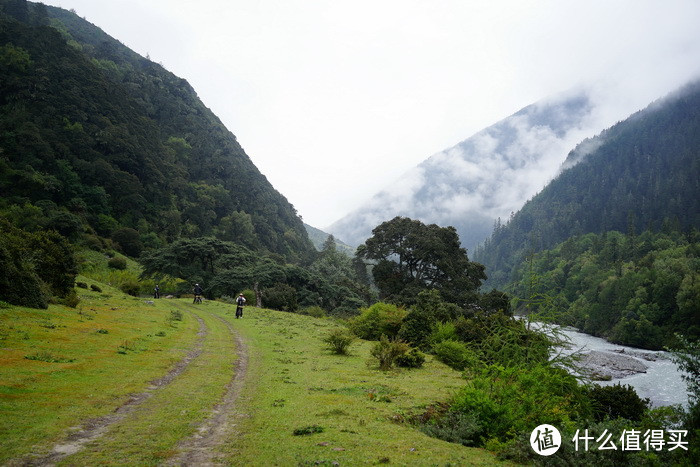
[[235, 293, 246, 318], [193, 283, 203, 304]]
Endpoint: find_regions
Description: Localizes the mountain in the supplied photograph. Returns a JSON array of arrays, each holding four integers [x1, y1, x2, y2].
[[474, 79, 700, 289], [327, 89, 616, 252], [0, 1, 314, 261], [303, 223, 355, 255]]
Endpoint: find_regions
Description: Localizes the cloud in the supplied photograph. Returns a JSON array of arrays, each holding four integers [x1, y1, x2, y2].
[[328, 88, 617, 249]]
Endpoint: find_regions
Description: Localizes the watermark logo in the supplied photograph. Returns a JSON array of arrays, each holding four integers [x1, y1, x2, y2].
[[530, 424, 561, 456]]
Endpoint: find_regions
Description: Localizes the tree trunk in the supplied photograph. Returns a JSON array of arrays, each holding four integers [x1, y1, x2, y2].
[[254, 282, 262, 307]]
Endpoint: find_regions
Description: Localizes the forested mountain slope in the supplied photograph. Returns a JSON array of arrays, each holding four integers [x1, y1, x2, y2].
[[475, 79, 700, 289], [328, 90, 607, 252], [0, 0, 314, 261]]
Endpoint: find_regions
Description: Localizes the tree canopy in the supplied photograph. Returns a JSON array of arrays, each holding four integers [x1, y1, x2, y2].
[[356, 217, 486, 306], [0, 2, 314, 262]]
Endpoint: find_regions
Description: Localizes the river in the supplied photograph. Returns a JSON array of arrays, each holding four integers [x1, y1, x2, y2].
[[543, 325, 689, 408]]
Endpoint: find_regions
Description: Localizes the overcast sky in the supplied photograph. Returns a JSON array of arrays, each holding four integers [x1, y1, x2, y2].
[[41, 0, 700, 228]]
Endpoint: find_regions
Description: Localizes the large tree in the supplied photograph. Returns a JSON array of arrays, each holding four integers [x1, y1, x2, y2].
[[356, 217, 486, 306]]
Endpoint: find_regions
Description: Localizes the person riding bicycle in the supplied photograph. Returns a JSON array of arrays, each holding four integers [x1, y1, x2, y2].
[[193, 283, 203, 304], [235, 293, 246, 318]]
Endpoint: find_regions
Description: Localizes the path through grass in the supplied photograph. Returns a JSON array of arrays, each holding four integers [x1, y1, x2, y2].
[[207, 302, 503, 465], [2, 288, 505, 465]]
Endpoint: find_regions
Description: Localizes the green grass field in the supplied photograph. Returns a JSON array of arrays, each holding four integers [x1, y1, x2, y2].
[[0, 274, 505, 465]]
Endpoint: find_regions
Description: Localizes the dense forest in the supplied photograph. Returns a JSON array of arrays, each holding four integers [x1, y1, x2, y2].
[[508, 229, 699, 349], [475, 79, 700, 290], [0, 0, 314, 263]]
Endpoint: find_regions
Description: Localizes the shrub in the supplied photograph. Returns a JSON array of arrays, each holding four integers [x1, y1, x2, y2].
[[497, 418, 662, 466], [420, 410, 482, 447], [432, 339, 476, 371], [107, 256, 127, 270], [429, 321, 458, 347], [0, 220, 77, 308], [322, 328, 355, 355], [585, 383, 650, 422], [349, 302, 407, 340], [262, 283, 298, 311], [90, 284, 102, 292], [76, 281, 88, 289], [396, 348, 425, 368], [370, 335, 409, 370], [57, 290, 80, 308], [81, 234, 104, 252], [447, 364, 590, 445], [397, 308, 434, 349], [119, 280, 140, 296]]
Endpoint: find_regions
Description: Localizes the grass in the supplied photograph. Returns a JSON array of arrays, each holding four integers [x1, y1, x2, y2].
[[1, 268, 505, 465], [210, 303, 503, 465], [62, 303, 237, 465], [0, 284, 198, 463]]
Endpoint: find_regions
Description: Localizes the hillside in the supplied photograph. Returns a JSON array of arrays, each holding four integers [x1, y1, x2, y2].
[[0, 0, 314, 261], [328, 90, 610, 252], [475, 79, 700, 289], [304, 222, 355, 255]]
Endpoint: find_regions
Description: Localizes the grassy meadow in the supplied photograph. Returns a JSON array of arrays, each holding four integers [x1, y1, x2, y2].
[[0, 257, 505, 465]]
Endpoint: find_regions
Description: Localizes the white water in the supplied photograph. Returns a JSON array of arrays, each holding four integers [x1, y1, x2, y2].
[[556, 326, 689, 408]]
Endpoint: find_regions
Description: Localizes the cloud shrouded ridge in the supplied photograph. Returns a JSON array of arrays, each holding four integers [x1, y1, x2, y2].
[[327, 88, 628, 252]]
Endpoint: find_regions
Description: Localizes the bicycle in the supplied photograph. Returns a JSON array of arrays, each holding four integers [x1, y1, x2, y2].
[[193, 294, 203, 304]]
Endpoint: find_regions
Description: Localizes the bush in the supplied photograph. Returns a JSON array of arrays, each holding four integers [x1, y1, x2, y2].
[[90, 284, 102, 292], [420, 410, 482, 447], [370, 335, 409, 370], [446, 364, 590, 445], [585, 383, 650, 422], [429, 321, 458, 347], [81, 234, 104, 252], [262, 283, 298, 311], [349, 302, 407, 340], [322, 328, 355, 355], [432, 339, 476, 371], [398, 290, 462, 349], [396, 348, 425, 368], [0, 220, 77, 309], [119, 280, 140, 296], [107, 256, 127, 270], [76, 281, 88, 289], [300, 305, 326, 318], [57, 290, 80, 308]]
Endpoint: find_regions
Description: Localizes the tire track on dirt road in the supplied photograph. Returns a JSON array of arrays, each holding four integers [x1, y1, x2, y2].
[[167, 310, 248, 466], [23, 306, 207, 466]]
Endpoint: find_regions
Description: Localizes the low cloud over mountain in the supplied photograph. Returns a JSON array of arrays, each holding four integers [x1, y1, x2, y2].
[[327, 87, 634, 252]]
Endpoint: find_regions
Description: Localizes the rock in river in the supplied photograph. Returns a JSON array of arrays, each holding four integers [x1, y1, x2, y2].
[[578, 350, 649, 380]]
